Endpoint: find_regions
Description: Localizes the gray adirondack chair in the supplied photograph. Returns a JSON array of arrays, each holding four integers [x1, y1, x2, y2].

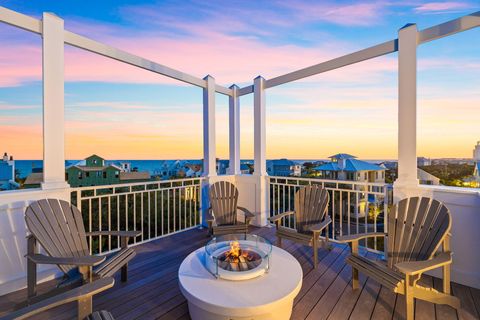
[[206, 181, 255, 236], [338, 197, 460, 320], [0, 278, 115, 320], [269, 185, 331, 268], [24, 199, 141, 303]]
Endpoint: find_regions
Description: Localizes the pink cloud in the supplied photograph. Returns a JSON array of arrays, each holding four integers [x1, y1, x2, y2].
[[279, 2, 387, 26], [0, 28, 397, 89], [0, 102, 40, 111], [0, 44, 41, 86], [414, 2, 471, 13]]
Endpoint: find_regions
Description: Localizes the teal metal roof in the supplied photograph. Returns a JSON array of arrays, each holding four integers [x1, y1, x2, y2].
[[313, 159, 384, 172], [329, 153, 357, 160]]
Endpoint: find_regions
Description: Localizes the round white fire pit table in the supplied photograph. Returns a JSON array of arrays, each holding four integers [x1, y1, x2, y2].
[[178, 241, 302, 320]]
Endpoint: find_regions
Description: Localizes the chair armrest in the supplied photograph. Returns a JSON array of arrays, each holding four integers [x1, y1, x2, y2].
[[309, 216, 332, 233], [237, 206, 255, 219], [395, 252, 452, 276], [268, 211, 295, 223], [337, 232, 386, 243], [26, 254, 105, 266], [86, 230, 141, 238], [0, 277, 114, 320]]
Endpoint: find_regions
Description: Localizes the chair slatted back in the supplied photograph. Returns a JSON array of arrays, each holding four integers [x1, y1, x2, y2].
[[25, 199, 89, 273], [294, 185, 330, 233], [209, 181, 239, 226], [387, 197, 451, 268]]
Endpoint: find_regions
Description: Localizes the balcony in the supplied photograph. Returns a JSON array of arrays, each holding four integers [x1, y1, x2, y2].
[[0, 225, 479, 320], [0, 5, 479, 320]]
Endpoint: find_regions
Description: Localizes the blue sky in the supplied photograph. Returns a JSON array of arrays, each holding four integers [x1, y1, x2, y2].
[[0, 1, 479, 159]]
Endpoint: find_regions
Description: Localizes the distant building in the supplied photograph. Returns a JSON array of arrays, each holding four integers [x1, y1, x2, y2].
[[22, 155, 151, 188], [119, 162, 132, 172], [216, 159, 229, 175], [418, 168, 440, 185], [0, 152, 19, 190], [313, 154, 385, 183], [23, 172, 43, 188], [469, 141, 480, 188], [267, 159, 302, 177], [240, 163, 251, 174], [224, 162, 251, 175], [154, 160, 204, 179], [417, 157, 431, 167], [65, 155, 150, 187]]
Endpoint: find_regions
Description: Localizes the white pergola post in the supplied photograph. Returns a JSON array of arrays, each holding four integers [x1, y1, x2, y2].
[[394, 23, 419, 199], [41, 13, 69, 190], [202, 75, 217, 177], [252, 76, 268, 226], [254, 76, 267, 176], [228, 85, 240, 175], [201, 75, 216, 226]]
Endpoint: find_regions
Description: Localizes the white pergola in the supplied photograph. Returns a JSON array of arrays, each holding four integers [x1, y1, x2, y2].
[[0, 7, 479, 226]]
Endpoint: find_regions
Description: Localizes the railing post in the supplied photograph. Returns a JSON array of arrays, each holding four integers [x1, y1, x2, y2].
[[201, 75, 216, 226], [41, 13, 69, 190], [394, 23, 419, 200], [253, 76, 268, 226], [228, 84, 240, 175]]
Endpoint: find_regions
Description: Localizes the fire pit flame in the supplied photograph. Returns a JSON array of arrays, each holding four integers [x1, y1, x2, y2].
[[218, 241, 262, 272], [226, 241, 241, 261]]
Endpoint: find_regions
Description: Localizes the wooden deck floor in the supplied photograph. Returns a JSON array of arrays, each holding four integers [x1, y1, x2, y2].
[[1, 226, 479, 320]]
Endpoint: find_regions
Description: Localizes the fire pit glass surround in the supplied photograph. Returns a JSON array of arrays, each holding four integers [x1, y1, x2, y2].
[[204, 234, 272, 281]]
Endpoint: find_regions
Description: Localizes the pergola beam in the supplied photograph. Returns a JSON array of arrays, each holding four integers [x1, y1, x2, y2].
[[238, 85, 254, 97], [0, 6, 233, 96], [418, 11, 480, 44], [263, 40, 398, 89], [244, 11, 479, 90]]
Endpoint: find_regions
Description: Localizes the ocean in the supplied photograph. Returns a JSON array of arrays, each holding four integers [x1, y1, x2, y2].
[[14, 160, 193, 178], [14, 159, 394, 179]]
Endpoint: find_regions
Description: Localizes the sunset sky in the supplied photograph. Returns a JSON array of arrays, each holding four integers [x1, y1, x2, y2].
[[0, 1, 479, 160]]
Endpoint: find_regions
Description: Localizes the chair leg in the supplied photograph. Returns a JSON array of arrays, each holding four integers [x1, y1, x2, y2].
[[77, 296, 92, 320], [277, 236, 282, 248], [79, 266, 92, 283], [351, 240, 359, 290], [352, 267, 359, 290], [27, 235, 37, 301], [443, 264, 451, 295], [313, 236, 318, 268], [121, 263, 128, 282], [405, 275, 414, 320]]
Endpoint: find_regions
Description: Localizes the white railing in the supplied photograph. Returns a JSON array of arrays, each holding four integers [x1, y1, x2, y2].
[[71, 178, 203, 255], [268, 176, 391, 253]]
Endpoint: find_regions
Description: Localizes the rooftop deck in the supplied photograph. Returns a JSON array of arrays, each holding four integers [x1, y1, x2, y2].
[[0, 226, 479, 320]]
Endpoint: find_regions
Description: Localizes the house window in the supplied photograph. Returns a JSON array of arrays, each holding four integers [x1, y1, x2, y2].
[[115, 171, 119, 178], [93, 159, 97, 164], [78, 172, 82, 179], [103, 172, 107, 179], [86, 172, 90, 178]]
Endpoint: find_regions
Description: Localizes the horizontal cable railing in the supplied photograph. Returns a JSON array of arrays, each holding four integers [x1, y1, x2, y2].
[[268, 176, 392, 253], [71, 178, 203, 255]]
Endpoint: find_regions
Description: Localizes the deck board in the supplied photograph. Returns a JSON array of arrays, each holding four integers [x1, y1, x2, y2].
[[0, 226, 473, 320]]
